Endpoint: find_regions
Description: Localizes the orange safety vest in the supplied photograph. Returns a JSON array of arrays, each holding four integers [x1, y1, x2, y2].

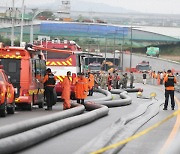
[[164, 74, 177, 90]]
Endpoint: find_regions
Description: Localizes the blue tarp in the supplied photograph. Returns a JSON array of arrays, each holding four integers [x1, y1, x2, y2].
[[40, 22, 129, 37]]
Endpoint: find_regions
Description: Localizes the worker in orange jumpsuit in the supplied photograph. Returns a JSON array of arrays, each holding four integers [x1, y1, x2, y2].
[[43, 68, 57, 110], [88, 72, 94, 96], [157, 71, 160, 85], [75, 72, 88, 105], [61, 71, 71, 110], [163, 69, 177, 110]]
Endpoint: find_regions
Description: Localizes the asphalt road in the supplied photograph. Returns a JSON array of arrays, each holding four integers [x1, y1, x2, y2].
[[103, 52, 180, 72], [16, 83, 180, 154], [0, 53, 179, 154]]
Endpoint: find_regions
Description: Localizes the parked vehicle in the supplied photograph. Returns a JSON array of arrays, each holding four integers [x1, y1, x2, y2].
[[0, 44, 46, 110], [136, 61, 152, 73], [146, 47, 160, 57], [0, 65, 15, 117]]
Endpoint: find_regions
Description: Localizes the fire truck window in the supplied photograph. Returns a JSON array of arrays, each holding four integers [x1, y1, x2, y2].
[[35, 60, 40, 76], [40, 60, 46, 76], [31, 60, 36, 77], [47, 52, 70, 59], [8, 62, 16, 73]]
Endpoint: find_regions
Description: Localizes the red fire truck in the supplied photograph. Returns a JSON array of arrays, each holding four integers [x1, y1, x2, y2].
[[136, 61, 152, 73], [34, 39, 83, 98], [0, 44, 46, 110]]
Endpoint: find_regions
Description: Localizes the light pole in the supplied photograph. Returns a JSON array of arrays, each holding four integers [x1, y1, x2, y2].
[[105, 36, 107, 71], [120, 43, 123, 72], [113, 32, 116, 66], [11, 0, 15, 46], [20, 0, 25, 46], [30, 8, 38, 44], [130, 25, 133, 70]]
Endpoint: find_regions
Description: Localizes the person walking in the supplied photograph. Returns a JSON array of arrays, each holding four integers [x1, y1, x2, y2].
[[107, 73, 113, 91], [143, 72, 147, 84], [163, 69, 177, 110], [129, 72, 134, 88], [100, 72, 107, 90], [75, 73, 88, 105], [61, 71, 71, 110], [88, 72, 94, 96], [43, 68, 57, 110], [122, 73, 128, 89]]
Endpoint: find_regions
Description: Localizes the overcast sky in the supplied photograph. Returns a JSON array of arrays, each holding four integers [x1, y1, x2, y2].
[[2, 0, 180, 14]]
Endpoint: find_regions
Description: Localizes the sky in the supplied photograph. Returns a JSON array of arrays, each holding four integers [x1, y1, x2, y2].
[[1, 0, 180, 14]]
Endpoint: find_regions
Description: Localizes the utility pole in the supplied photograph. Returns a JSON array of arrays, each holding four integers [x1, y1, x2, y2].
[[11, 0, 15, 46], [113, 33, 116, 67], [20, 0, 25, 46], [130, 25, 133, 70], [105, 37, 107, 71]]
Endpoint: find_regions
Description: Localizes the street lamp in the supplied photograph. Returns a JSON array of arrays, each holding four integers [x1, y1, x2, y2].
[[20, 0, 25, 46], [11, 0, 15, 46], [130, 25, 133, 70], [30, 8, 38, 44]]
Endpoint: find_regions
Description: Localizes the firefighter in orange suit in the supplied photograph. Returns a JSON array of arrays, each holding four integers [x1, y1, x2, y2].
[[163, 69, 177, 110], [61, 71, 71, 110], [88, 72, 94, 96], [75, 72, 88, 105], [43, 68, 57, 110]]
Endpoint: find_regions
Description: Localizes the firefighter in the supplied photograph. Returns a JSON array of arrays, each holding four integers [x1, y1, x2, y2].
[[122, 73, 128, 89], [61, 71, 71, 110], [100, 72, 107, 90], [163, 69, 177, 110], [88, 72, 94, 96], [129, 72, 134, 88], [113, 73, 120, 89], [75, 72, 88, 105], [42, 68, 57, 110], [107, 73, 113, 91], [142, 72, 147, 85]]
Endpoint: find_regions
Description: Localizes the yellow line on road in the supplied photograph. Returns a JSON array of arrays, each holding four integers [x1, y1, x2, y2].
[[159, 96, 180, 154], [91, 108, 180, 154]]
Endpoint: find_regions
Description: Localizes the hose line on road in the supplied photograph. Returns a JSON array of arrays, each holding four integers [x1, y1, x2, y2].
[[91, 109, 180, 154], [85, 88, 112, 102], [0, 103, 109, 154], [94, 91, 132, 107], [0, 102, 85, 139]]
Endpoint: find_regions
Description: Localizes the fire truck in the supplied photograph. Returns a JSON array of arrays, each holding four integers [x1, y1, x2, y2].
[[34, 39, 84, 98], [34, 39, 101, 98], [0, 43, 46, 110], [136, 61, 152, 73]]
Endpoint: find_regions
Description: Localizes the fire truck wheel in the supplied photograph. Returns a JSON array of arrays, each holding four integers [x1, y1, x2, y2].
[[27, 102, 33, 111], [7, 102, 15, 114], [0, 99, 7, 117], [27, 95, 34, 111]]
